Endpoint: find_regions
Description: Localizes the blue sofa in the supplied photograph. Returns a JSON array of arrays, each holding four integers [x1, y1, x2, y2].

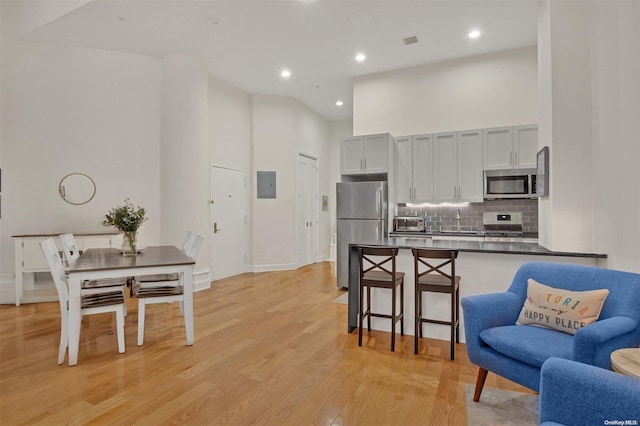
[[462, 262, 640, 401], [539, 357, 640, 426]]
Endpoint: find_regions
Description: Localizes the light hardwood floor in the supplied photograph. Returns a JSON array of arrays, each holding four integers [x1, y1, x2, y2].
[[0, 262, 531, 425]]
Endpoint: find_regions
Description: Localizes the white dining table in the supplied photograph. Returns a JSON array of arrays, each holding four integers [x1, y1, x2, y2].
[[66, 246, 196, 366]]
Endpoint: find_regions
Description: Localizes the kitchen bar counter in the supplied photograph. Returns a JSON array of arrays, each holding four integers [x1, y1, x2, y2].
[[346, 238, 607, 339], [384, 236, 605, 258]]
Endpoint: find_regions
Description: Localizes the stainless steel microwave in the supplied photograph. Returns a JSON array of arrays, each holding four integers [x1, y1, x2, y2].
[[484, 168, 538, 199]]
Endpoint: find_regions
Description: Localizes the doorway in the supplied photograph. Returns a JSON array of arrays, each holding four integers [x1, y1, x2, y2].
[[210, 166, 247, 281], [297, 155, 318, 268]]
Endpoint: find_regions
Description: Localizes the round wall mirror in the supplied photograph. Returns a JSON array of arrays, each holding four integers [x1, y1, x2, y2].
[[59, 173, 96, 205]]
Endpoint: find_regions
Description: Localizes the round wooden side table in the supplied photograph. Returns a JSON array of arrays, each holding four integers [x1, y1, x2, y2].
[[610, 348, 640, 378]]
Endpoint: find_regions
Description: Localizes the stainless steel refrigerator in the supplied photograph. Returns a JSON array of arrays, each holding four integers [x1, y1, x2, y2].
[[336, 181, 388, 289]]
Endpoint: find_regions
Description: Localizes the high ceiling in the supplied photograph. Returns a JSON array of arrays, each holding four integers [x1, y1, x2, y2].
[[18, 0, 538, 121]]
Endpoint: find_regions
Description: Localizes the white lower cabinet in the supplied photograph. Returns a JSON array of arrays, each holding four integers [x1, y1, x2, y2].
[[12, 233, 120, 306]]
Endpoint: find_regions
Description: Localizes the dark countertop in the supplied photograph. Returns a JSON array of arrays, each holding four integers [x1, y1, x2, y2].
[[353, 237, 606, 258]]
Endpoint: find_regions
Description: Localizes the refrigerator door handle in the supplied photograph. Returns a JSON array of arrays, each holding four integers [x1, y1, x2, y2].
[[376, 188, 382, 216]]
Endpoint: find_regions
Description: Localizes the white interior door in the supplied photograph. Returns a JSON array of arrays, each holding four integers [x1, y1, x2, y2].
[[211, 166, 247, 281], [297, 155, 318, 267]]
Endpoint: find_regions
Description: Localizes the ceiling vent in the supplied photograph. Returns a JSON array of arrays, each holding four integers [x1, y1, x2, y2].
[[401, 35, 419, 46]]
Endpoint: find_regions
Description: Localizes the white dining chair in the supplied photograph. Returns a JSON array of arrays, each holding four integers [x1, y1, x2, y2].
[[134, 231, 203, 345], [40, 238, 125, 364], [59, 233, 129, 315]]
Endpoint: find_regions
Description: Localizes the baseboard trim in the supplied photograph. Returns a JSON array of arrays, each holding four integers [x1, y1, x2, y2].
[[0, 274, 15, 305], [194, 268, 211, 292], [251, 263, 297, 273]]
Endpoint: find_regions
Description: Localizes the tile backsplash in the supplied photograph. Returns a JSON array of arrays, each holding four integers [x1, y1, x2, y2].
[[396, 199, 538, 234]]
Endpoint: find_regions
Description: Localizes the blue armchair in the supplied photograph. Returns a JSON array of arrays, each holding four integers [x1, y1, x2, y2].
[[462, 262, 640, 402], [539, 357, 640, 426]]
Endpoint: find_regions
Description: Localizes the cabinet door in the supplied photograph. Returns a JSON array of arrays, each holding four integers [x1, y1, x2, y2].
[[457, 130, 484, 202], [433, 132, 458, 202], [22, 239, 50, 270], [484, 127, 514, 170], [21, 238, 64, 270], [341, 136, 364, 175], [514, 125, 538, 168], [394, 136, 413, 203], [363, 134, 388, 173], [412, 134, 434, 202]]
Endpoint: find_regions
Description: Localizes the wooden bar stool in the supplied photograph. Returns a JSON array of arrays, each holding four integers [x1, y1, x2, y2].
[[412, 248, 460, 360], [358, 245, 404, 351]]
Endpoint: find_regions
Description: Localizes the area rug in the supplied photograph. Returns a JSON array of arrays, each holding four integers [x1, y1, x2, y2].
[[332, 291, 348, 304], [465, 385, 538, 426]]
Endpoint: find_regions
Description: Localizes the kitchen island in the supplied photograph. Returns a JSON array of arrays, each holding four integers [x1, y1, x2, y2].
[[347, 237, 606, 342]]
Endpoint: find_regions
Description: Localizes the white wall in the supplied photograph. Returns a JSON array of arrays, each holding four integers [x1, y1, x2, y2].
[[0, 2, 162, 279], [538, 1, 594, 253], [589, 1, 640, 273], [0, 1, 337, 302], [207, 74, 252, 274], [208, 75, 252, 172], [250, 95, 331, 270], [328, 119, 353, 241], [538, 0, 640, 272], [296, 107, 332, 262], [160, 54, 209, 272], [353, 47, 538, 136]]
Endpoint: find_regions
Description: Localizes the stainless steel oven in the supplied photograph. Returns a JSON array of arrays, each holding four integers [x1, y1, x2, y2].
[[484, 168, 537, 200]]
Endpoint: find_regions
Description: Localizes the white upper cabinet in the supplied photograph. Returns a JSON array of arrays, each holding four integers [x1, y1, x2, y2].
[[394, 136, 413, 203], [412, 134, 434, 202], [341, 136, 366, 174], [514, 125, 539, 168], [484, 125, 538, 169], [456, 129, 484, 202], [394, 134, 433, 203], [433, 132, 459, 202], [341, 133, 390, 175], [433, 131, 483, 203], [483, 127, 514, 169]]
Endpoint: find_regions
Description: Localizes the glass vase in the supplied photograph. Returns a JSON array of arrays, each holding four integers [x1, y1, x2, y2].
[[122, 231, 138, 256]]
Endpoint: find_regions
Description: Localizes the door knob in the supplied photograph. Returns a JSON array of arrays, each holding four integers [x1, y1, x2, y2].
[[214, 223, 222, 233]]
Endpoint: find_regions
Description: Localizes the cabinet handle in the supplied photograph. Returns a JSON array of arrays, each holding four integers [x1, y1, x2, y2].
[[363, 158, 367, 170], [453, 186, 457, 199], [510, 152, 513, 166], [458, 186, 461, 199], [360, 158, 363, 170], [515, 152, 518, 166]]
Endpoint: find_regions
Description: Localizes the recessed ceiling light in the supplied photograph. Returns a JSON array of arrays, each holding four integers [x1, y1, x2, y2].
[[206, 17, 219, 25], [336, 100, 344, 106], [355, 53, 366, 63], [281, 69, 291, 79], [468, 30, 481, 39]]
